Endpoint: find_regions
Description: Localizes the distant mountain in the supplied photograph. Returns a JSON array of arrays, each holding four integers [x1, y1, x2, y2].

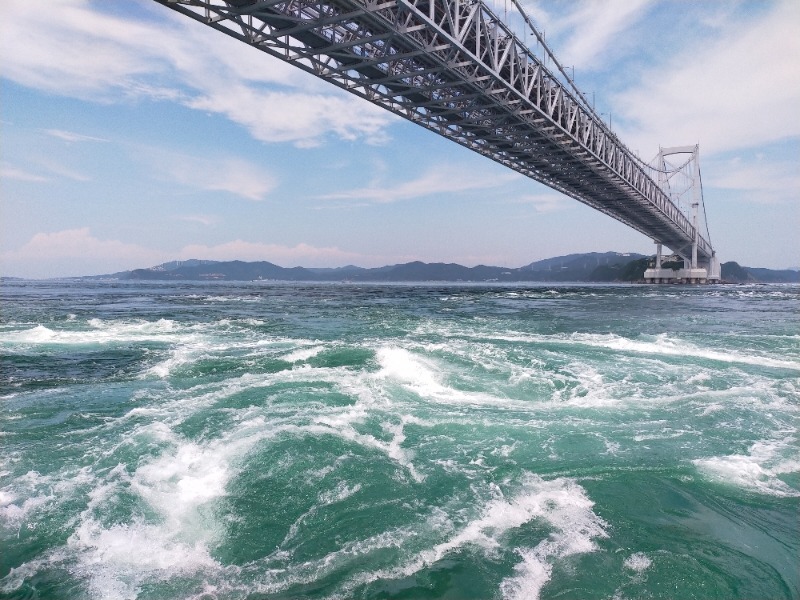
[[520, 252, 647, 281], [303, 265, 368, 274], [83, 259, 222, 280], [80, 253, 799, 283], [721, 262, 800, 283], [100, 252, 643, 282], [150, 259, 219, 272], [127, 260, 315, 281]]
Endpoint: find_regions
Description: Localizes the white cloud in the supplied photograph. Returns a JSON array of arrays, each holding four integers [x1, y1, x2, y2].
[[318, 164, 520, 203], [186, 87, 392, 147], [1, 163, 48, 182], [146, 149, 278, 201], [0, 0, 395, 146], [0, 0, 164, 100], [2, 159, 91, 185], [616, 0, 800, 155], [708, 157, 800, 204], [44, 129, 108, 143], [176, 214, 217, 226], [514, 0, 650, 70], [0, 230, 370, 276], [537, 0, 650, 70], [38, 160, 92, 182], [176, 240, 363, 267], [509, 193, 570, 213], [0, 228, 166, 278]]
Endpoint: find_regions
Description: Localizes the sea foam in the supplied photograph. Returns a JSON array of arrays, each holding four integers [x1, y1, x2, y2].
[[498, 475, 608, 600], [344, 473, 607, 600], [693, 439, 800, 497]]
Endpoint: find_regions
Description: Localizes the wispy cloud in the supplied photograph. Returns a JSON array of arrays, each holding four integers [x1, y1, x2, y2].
[[318, 165, 520, 203], [616, 0, 800, 156], [516, 0, 650, 70], [0, 228, 166, 278], [707, 157, 800, 204], [1, 163, 48, 182], [44, 129, 108, 143], [38, 160, 92, 182], [186, 87, 393, 148], [176, 214, 217, 226], [3, 157, 92, 184], [144, 149, 278, 201], [0, 0, 167, 100], [508, 193, 570, 213], [0, 229, 369, 276], [0, 0, 395, 147]]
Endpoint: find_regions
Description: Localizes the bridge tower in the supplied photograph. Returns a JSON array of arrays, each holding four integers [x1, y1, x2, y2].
[[644, 145, 720, 283]]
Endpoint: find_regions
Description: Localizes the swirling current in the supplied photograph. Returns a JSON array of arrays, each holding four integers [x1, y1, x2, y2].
[[1, 281, 798, 600]]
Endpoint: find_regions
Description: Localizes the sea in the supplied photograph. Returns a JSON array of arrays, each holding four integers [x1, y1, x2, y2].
[[1, 280, 797, 600]]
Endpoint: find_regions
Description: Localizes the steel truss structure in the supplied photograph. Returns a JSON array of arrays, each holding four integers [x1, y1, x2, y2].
[[156, 0, 715, 263]]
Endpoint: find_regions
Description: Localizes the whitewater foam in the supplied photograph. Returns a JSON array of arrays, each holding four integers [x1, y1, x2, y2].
[[280, 345, 325, 363], [693, 439, 800, 497], [374, 345, 539, 411], [68, 516, 222, 599], [498, 475, 608, 600], [567, 332, 799, 370], [296, 417, 424, 482], [376, 346, 443, 391], [623, 552, 652, 573], [344, 473, 607, 600], [30, 414, 278, 599], [0, 466, 95, 530], [1, 319, 190, 347], [3, 281, 797, 599], [444, 328, 800, 371]]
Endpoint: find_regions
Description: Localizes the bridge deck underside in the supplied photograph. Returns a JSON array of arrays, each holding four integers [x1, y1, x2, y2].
[[159, 0, 714, 262]]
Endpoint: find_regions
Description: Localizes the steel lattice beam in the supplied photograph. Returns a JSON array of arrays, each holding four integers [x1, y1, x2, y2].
[[155, 0, 715, 262]]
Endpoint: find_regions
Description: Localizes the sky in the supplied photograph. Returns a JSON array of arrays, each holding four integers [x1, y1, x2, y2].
[[1, 0, 798, 278]]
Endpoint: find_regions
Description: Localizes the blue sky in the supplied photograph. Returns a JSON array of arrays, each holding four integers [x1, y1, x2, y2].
[[1, 0, 798, 278]]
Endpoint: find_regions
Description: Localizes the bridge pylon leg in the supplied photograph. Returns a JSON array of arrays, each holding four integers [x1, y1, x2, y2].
[[644, 241, 675, 283], [691, 202, 699, 272]]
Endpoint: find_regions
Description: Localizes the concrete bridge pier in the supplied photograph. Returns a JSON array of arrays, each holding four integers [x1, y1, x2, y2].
[[644, 244, 721, 284]]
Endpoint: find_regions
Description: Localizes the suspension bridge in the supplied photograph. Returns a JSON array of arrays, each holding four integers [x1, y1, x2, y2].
[[155, 0, 720, 282]]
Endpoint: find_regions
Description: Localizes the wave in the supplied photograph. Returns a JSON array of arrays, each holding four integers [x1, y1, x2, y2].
[[3, 283, 797, 599], [566, 332, 799, 370], [1, 411, 278, 599], [0, 319, 187, 346], [411, 318, 798, 371], [341, 473, 607, 600], [279, 345, 325, 363], [693, 439, 800, 497]]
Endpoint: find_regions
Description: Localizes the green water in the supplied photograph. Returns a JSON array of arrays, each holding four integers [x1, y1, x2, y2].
[[1, 281, 798, 599]]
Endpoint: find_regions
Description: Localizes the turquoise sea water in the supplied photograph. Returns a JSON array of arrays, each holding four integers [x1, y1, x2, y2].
[[1, 281, 798, 600]]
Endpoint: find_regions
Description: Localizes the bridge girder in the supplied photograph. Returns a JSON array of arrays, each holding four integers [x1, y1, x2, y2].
[[156, 0, 714, 261]]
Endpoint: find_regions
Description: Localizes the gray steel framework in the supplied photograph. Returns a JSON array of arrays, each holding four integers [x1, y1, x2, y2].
[[156, 0, 715, 262]]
